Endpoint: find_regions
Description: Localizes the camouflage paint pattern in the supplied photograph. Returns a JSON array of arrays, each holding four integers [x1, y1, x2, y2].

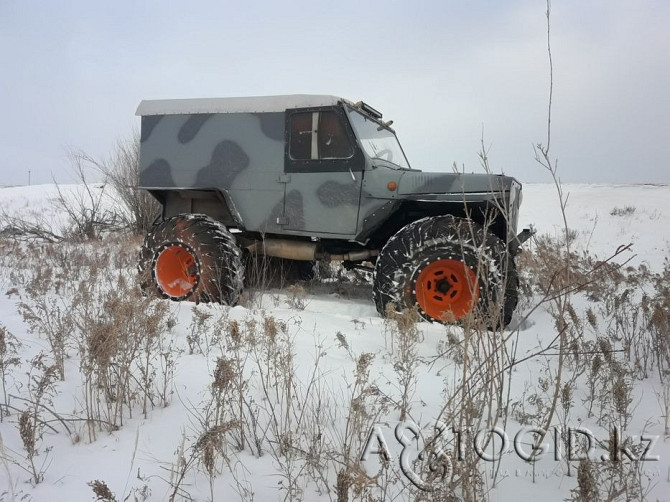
[[139, 111, 286, 234], [137, 95, 521, 243]]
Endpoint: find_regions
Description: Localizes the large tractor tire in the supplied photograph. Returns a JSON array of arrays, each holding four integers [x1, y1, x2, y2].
[[139, 214, 243, 305], [373, 215, 518, 329]]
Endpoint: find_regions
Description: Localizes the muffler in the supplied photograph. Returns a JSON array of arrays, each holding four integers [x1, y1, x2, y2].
[[245, 239, 378, 262]]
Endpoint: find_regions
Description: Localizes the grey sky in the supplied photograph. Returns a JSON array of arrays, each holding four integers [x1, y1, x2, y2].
[[1, 0, 668, 186]]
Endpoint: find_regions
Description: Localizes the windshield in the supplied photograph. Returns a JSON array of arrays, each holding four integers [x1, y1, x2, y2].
[[346, 108, 411, 169]]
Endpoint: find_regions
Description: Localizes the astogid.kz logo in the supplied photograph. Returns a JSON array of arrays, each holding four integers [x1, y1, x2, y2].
[[359, 421, 660, 492]]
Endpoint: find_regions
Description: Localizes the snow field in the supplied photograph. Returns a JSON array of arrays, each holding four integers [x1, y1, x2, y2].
[[0, 183, 668, 501]]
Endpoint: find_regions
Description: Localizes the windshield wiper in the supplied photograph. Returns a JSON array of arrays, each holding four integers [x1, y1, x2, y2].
[[370, 157, 405, 170]]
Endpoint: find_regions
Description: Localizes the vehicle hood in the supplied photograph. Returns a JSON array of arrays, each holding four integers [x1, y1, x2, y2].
[[396, 171, 517, 195]]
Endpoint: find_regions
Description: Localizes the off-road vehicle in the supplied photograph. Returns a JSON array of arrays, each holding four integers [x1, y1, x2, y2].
[[136, 95, 531, 327]]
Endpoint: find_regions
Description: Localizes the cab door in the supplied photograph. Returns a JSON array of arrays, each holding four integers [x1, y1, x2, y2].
[[281, 107, 365, 236]]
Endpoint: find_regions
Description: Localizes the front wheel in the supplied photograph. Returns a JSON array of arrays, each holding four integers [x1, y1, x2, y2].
[[139, 214, 243, 305], [372, 215, 517, 329]]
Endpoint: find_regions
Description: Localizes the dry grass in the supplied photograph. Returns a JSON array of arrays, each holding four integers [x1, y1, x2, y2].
[[0, 193, 668, 500]]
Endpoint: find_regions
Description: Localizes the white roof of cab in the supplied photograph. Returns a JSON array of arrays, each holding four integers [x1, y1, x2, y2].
[[136, 94, 348, 116]]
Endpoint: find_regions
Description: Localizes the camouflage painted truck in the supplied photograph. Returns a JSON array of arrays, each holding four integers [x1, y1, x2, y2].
[[136, 95, 532, 327]]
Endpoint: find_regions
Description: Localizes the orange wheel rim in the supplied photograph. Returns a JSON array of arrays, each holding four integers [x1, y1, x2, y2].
[[154, 244, 199, 298], [414, 259, 480, 321]]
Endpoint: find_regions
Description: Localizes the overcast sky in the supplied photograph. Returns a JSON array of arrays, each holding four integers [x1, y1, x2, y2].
[[1, 0, 668, 186]]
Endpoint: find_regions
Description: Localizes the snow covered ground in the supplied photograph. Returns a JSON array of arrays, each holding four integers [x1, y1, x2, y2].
[[519, 183, 669, 271], [0, 183, 668, 501]]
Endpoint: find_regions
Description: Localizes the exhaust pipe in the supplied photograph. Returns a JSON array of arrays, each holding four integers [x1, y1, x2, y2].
[[321, 249, 379, 261], [245, 239, 378, 262], [247, 239, 317, 261]]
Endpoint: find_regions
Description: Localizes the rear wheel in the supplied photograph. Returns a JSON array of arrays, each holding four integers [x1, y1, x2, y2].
[[373, 215, 517, 328], [139, 214, 243, 304]]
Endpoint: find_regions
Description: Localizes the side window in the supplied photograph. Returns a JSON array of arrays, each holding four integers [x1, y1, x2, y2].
[[290, 112, 314, 160], [289, 111, 353, 161]]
